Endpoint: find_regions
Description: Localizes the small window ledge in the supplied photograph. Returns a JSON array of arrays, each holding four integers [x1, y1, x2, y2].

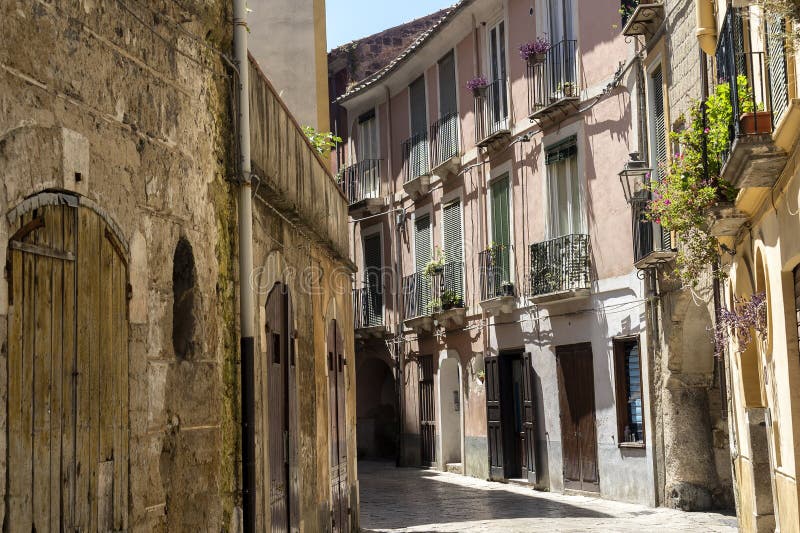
[[619, 442, 645, 449]]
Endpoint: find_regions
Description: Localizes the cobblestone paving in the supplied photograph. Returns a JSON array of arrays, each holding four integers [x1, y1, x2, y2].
[[358, 461, 739, 532]]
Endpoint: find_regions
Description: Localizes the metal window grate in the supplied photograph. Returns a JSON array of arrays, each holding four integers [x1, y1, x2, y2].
[[529, 234, 590, 297]]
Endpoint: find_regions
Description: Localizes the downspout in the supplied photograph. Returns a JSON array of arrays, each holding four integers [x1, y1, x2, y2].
[[233, 1, 256, 532], [696, 0, 718, 56]]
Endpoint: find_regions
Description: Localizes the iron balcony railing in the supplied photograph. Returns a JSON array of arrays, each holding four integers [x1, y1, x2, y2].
[[430, 112, 460, 169], [478, 245, 513, 301], [337, 159, 381, 205], [474, 78, 509, 144], [402, 132, 430, 182], [403, 261, 466, 319], [529, 234, 590, 297], [715, 7, 788, 167], [527, 39, 579, 115], [631, 194, 672, 263], [353, 283, 383, 329]]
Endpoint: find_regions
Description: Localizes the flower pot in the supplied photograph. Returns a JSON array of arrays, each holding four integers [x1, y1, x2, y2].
[[740, 111, 772, 134], [527, 53, 546, 66], [472, 86, 487, 98], [501, 284, 514, 297], [442, 301, 454, 311], [432, 265, 444, 275]]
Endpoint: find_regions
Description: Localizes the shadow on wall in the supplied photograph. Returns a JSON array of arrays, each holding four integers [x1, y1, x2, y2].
[[356, 356, 398, 460]]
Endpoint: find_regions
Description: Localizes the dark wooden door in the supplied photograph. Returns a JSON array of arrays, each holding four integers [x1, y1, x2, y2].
[[556, 343, 599, 492], [7, 201, 129, 531], [328, 319, 350, 532], [485, 354, 504, 480], [418, 355, 436, 466], [522, 352, 538, 484], [267, 283, 298, 532]]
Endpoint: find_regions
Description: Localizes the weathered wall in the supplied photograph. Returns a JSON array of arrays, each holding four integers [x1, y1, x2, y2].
[[0, 0, 238, 530]]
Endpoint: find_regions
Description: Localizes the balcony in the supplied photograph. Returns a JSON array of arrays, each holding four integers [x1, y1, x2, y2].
[[478, 245, 516, 316], [353, 284, 386, 339], [529, 234, 591, 303], [430, 112, 461, 181], [527, 39, 580, 125], [622, 2, 665, 42], [338, 159, 385, 216], [402, 132, 431, 199], [474, 78, 510, 151], [403, 261, 467, 332], [631, 195, 676, 268], [715, 7, 788, 189]]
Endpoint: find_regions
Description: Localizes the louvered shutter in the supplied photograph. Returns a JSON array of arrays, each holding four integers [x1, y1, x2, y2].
[[650, 67, 671, 251], [443, 201, 464, 300], [767, 16, 789, 123], [414, 216, 432, 315], [491, 177, 511, 284], [363, 234, 383, 326]]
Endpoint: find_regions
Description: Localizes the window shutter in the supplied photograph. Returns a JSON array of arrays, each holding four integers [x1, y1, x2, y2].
[[362, 234, 383, 326], [443, 201, 464, 299], [363, 234, 382, 285], [767, 16, 789, 123], [414, 215, 432, 272], [650, 67, 671, 251]]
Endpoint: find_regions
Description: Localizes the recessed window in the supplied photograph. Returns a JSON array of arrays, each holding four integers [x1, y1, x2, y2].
[[172, 237, 197, 359], [614, 337, 644, 446]]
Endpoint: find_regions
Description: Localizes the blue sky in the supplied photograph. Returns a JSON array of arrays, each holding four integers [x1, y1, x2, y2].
[[326, 0, 456, 50]]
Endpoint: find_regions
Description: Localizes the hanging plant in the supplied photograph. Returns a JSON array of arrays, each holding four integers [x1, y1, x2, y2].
[[466, 76, 489, 97], [714, 292, 768, 356], [519, 37, 550, 64]]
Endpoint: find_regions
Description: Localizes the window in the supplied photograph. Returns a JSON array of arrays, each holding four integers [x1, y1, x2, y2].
[[547, 0, 575, 43], [173, 237, 198, 359], [546, 137, 584, 237], [414, 214, 433, 311], [362, 233, 383, 326], [442, 200, 464, 299], [614, 338, 644, 445], [491, 176, 511, 282], [488, 21, 508, 124], [357, 110, 378, 161]]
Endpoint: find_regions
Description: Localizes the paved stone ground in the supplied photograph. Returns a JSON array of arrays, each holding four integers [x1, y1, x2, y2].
[[358, 461, 739, 532]]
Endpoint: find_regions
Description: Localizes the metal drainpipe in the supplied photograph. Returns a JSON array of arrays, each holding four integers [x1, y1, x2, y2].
[[233, 1, 255, 531]]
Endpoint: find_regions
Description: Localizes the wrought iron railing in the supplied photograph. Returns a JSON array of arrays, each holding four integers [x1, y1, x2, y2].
[[478, 245, 513, 301], [715, 7, 788, 167], [403, 261, 465, 319], [337, 159, 381, 205], [527, 39, 579, 115], [430, 112, 460, 169], [402, 132, 430, 182], [631, 195, 672, 263], [529, 234, 590, 297], [353, 283, 383, 329], [474, 78, 509, 144]]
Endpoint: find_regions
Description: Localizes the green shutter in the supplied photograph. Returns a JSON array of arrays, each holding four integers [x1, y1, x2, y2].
[[491, 176, 511, 283], [651, 67, 671, 251], [443, 201, 464, 299], [363, 234, 383, 326]]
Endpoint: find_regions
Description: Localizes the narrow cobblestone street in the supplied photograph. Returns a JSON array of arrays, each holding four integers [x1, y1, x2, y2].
[[358, 461, 739, 532]]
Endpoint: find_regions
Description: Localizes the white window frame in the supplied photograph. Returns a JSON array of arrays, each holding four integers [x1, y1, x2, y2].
[[543, 124, 586, 239]]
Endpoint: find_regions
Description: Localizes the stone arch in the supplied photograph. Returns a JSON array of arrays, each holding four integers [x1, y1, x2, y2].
[[437, 350, 463, 469]]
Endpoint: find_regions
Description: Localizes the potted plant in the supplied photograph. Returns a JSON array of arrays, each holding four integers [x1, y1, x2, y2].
[[423, 247, 445, 277], [466, 76, 489, 98], [440, 289, 464, 311], [519, 37, 550, 66], [735, 75, 771, 134], [476, 369, 486, 383], [560, 82, 578, 97], [427, 298, 442, 313], [501, 280, 515, 297]]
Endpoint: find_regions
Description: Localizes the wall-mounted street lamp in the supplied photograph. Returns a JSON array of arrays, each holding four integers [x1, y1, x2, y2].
[[618, 152, 652, 204]]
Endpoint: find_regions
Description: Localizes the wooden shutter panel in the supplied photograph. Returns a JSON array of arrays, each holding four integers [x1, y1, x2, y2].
[[485, 355, 504, 480], [363, 235, 383, 327], [767, 16, 789, 123], [414, 216, 432, 272], [650, 67, 671, 251], [522, 352, 537, 484], [438, 52, 457, 116], [442, 201, 463, 300]]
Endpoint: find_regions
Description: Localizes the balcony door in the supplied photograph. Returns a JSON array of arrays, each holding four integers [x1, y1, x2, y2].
[[357, 110, 379, 199], [363, 233, 383, 327], [414, 215, 432, 317], [488, 21, 508, 128], [491, 175, 511, 286], [409, 76, 429, 178], [546, 138, 583, 239], [436, 51, 459, 163], [442, 200, 464, 301], [544, 0, 576, 93]]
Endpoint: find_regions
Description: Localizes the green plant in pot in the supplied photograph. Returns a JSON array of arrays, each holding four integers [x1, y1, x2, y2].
[[427, 298, 442, 313], [501, 280, 514, 296], [440, 289, 463, 310], [423, 247, 445, 277]]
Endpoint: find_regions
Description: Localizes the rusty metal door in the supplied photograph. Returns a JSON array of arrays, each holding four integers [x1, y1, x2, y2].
[[6, 199, 129, 532], [556, 343, 599, 492], [418, 355, 436, 466], [267, 283, 298, 532], [328, 319, 350, 532], [522, 352, 537, 484]]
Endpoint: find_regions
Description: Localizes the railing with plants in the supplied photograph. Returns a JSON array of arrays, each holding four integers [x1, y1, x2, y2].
[[402, 132, 430, 182], [478, 244, 514, 301], [529, 234, 591, 297], [430, 112, 460, 169], [472, 77, 509, 143], [632, 194, 672, 263], [353, 283, 383, 329], [337, 159, 382, 205], [403, 256, 466, 319], [526, 39, 579, 115]]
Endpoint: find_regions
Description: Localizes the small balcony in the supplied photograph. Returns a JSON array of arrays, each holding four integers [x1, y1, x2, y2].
[[338, 159, 385, 216], [529, 234, 591, 303], [353, 284, 386, 339], [403, 261, 467, 332], [630, 195, 676, 268], [715, 7, 788, 189], [402, 132, 431, 199], [474, 78, 510, 151], [478, 245, 516, 316], [527, 39, 580, 124], [429, 112, 461, 180], [622, 2, 665, 42]]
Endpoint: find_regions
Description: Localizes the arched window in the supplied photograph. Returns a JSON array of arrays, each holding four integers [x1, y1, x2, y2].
[[172, 237, 197, 359]]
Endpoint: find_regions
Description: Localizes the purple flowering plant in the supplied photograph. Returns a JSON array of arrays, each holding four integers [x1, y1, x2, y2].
[[519, 37, 550, 61], [714, 292, 767, 357], [466, 76, 489, 91]]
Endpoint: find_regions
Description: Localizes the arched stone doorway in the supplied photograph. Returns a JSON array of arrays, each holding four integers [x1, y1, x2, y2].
[[438, 353, 463, 471], [356, 357, 397, 460]]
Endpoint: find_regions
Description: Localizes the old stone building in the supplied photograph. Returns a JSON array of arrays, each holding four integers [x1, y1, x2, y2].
[[0, 1, 357, 531]]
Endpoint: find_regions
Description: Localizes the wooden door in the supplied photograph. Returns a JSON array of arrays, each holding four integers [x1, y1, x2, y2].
[[556, 343, 599, 492], [418, 355, 436, 466], [7, 200, 129, 532], [522, 352, 537, 484], [267, 283, 298, 532], [328, 319, 350, 532], [485, 354, 504, 480]]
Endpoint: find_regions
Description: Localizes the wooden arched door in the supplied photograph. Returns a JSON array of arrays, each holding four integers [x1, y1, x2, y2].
[[266, 282, 298, 532], [328, 319, 349, 532], [6, 197, 129, 531]]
